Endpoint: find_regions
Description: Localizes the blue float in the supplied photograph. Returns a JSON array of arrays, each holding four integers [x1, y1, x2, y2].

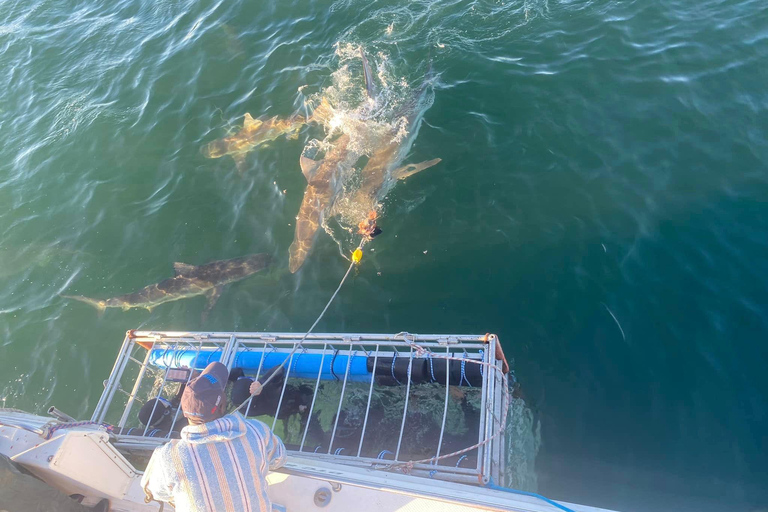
[[149, 348, 372, 382]]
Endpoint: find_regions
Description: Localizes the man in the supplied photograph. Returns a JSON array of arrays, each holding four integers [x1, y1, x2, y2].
[[137, 379, 190, 435], [141, 362, 286, 512], [231, 366, 286, 418], [136, 396, 188, 436]]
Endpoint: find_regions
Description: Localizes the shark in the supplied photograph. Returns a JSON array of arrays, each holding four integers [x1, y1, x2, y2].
[[201, 113, 307, 173], [288, 133, 357, 273], [342, 50, 441, 224], [287, 50, 441, 272], [62, 253, 271, 316], [201, 101, 334, 173]]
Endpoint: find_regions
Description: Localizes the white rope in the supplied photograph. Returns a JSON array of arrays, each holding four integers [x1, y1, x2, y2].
[[233, 242, 363, 413]]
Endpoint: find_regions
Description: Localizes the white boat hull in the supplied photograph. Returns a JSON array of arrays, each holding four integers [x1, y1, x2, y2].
[[0, 412, 615, 512]]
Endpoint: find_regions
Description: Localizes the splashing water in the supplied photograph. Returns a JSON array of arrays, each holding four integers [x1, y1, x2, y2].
[[300, 44, 436, 256]]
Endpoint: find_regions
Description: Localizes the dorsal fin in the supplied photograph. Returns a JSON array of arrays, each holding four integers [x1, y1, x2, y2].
[[243, 113, 261, 130], [360, 48, 375, 99], [394, 158, 442, 180], [173, 262, 196, 276], [309, 97, 333, 125], [300, 155, 322, 181]]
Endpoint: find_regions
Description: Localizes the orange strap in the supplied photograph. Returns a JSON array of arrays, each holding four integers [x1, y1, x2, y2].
[[483, 333, 509, 375], [128, 330, 155, 350]]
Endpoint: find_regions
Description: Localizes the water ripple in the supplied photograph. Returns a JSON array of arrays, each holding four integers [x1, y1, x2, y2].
[[0, 0, 766, 508]]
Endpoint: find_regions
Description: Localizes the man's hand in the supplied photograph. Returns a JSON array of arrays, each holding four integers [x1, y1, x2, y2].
[[249, 380, 263, 396]]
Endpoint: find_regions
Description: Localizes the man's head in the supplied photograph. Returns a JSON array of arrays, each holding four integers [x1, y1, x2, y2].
[[180, 362, 229, 425], [139, 397, 173, 430], [230, 376, 254, 408]]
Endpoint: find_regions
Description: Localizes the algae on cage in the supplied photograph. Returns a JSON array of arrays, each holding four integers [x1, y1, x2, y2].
[[252, 413, 304, 445], [311, 381, 376, 432], [311, 381, 470, 439], [408, 383, 470, 436]]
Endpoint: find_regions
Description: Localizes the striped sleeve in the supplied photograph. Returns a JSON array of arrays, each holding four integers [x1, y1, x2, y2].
[[262, 424, 287, 470], [141, 444, 175, 503]]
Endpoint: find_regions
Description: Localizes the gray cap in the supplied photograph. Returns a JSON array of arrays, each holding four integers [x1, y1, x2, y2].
[[180, 362, 229, 423]]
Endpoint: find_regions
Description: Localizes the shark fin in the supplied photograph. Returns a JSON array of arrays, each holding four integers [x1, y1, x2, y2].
[[243, 113, 261, 130], [309, 98, 333, 126], [394, 158, 442, 181], [299, 155, 322, 181], [286, 120, 304, 140], [202, 285, 224, 322], [360, 48, 375, 99], [173, 262, 196, 276], [61, 295, 107, 312], [232, 153, 247, 174]]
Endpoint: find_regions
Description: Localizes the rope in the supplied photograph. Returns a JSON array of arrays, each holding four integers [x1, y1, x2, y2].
[[460, 356, 472, 387], [43, 421, 114, 440], [429, 353, 437, 382], [330, 349, 340, 381], [374, 341, 510, 473], [233, 241, 365, 414], [390, 351, 402, 385]]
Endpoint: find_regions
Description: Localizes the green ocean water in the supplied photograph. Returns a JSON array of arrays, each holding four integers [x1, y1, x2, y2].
[[1, 0, 767, 510]]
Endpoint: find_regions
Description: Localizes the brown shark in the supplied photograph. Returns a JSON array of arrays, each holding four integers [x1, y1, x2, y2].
[[62, 253, 271, 316], [288, 51, 440, 272], [201, 114, 306, 173], [289, 133, 356, 273], [202, 101, 334, 173], [340, 50, 441, 228]]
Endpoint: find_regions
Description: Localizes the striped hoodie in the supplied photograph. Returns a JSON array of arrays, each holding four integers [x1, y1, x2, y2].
[[141, 412, 286, 512]]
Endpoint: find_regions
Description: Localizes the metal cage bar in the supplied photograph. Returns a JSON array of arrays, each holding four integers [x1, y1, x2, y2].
[[299, 343, 328, 452], [271, 349, 297, 432], [92, 333, 135, 423], [117, 344, 153, 429], [328, 343, 355, 454], [394, 347, 414, 461], [142, 342, 178, 437], [357, 344, 379, 457], [96, 330, 508, 486], [435, 346, 451, 461]]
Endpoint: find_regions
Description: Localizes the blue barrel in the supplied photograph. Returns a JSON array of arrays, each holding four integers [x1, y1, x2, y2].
[[149, 348, 372, 382]]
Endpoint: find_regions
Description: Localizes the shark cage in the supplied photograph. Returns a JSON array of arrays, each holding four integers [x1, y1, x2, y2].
[[92, 330, 513, 486]]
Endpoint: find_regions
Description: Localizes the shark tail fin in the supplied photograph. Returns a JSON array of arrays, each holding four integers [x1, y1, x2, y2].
[[61, 295, 107, 312], [309, 97, 333, 126], [394, 158, 442, 181]]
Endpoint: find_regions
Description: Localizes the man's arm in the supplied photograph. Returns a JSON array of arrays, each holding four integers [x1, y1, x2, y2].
[[140, 445, 175, 503], [244, 417, 287, 470], [263, 426, 287, 470]]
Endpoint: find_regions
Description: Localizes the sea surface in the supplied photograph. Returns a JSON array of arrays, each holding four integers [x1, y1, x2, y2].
[[1, 0, 767, 510]]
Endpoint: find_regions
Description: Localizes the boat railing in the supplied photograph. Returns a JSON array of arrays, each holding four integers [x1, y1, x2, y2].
[[92, 330, 510, 485]]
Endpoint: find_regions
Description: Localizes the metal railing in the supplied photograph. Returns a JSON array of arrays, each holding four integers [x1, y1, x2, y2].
[[93, 330, 509, 485]]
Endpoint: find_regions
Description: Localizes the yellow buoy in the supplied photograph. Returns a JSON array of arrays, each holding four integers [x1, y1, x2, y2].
[[352, 248, 363, 264]]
